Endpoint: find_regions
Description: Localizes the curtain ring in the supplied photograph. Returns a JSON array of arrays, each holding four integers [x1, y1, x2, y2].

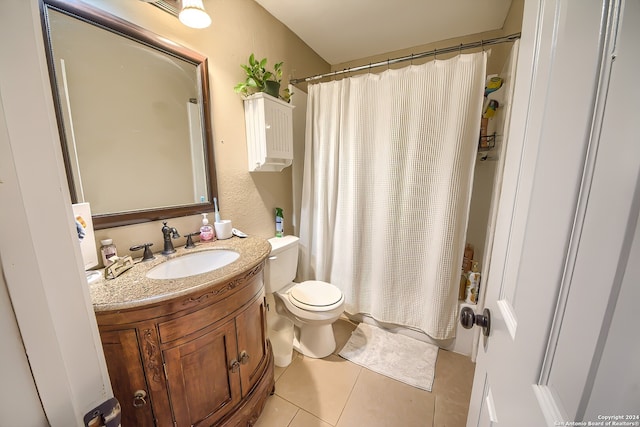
[[410, 53, 414, 65], [459, 43, 463, 55], [341, 67, 348, 82], [433, 48, 437, 60], [387, 58, 390, 70], [481, 39, 484, 52]]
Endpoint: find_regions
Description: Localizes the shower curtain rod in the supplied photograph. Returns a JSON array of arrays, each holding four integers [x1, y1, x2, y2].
[[289, 32, 521, 84]]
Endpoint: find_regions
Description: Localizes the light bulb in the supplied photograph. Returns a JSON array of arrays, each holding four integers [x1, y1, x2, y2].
[[179, 0, 211, 29]]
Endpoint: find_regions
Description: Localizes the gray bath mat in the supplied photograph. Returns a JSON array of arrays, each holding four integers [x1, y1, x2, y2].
[[339, 322, 438, 391]]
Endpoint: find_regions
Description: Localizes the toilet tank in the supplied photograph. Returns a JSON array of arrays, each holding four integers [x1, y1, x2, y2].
[[265, 235, 299, 293]]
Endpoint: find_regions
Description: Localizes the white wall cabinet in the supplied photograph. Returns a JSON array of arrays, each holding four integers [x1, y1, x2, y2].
[[243, 93, 294, 172]]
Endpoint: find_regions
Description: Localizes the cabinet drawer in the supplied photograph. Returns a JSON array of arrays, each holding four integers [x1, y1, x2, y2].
[[158, 273, 262, 343]]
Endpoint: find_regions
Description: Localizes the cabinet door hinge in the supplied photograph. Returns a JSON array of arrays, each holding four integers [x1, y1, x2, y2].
[[163, 363, 169, 382]]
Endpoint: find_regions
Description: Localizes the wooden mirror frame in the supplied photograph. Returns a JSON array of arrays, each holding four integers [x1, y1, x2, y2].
[[40, 0, 218, 229]]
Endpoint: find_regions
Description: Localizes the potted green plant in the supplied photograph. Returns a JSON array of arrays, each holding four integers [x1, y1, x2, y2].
[[234, 54, 292, 102]]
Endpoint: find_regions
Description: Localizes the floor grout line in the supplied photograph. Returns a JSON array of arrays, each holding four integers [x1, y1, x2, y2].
[[284, 408, 299, 427], [262, 321, 474, 426], [333, 362, 364, 427]]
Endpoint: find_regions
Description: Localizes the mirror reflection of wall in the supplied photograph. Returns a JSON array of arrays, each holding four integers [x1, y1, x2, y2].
[[47, 7, 210, 217]]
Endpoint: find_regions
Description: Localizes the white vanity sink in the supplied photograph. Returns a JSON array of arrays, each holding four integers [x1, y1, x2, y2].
[[146, 250, 240, 280]]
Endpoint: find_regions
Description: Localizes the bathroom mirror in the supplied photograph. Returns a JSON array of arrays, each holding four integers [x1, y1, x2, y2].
[[40, 0, 217, 229]]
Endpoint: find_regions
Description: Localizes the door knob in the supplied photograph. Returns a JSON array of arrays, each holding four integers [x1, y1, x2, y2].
[[239, 351, 250, 365], [229, 359, 240, 373], [460, 307, 491, 336], [132, 390, 147, 407]]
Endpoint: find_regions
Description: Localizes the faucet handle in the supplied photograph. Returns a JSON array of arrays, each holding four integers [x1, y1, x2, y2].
[[130, 243, 155, 261], [185, 232, 201, 249]]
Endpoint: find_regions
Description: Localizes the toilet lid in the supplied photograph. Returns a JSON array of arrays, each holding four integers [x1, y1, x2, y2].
[[289, 281, 343, 311]]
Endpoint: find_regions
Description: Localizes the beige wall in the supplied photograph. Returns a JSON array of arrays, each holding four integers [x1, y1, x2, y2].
[[75, 0, 329, 261]]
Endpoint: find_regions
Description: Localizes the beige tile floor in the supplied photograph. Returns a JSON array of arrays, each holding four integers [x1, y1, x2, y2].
[[255, 318, 475, 427]]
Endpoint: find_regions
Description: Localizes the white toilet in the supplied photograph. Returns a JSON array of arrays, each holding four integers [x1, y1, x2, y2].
[[265, 236, 345, 358]]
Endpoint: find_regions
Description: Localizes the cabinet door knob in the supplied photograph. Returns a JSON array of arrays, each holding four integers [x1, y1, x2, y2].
[[230, 360, 240, 373], [239, 351, 250, 365], [132, 390, 147, 407]]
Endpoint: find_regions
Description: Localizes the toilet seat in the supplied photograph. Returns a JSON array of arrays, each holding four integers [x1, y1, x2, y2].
[[288, 281, 344, 312]]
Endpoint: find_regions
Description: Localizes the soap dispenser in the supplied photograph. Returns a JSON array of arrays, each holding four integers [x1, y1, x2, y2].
[[200, 213, 215, 241]]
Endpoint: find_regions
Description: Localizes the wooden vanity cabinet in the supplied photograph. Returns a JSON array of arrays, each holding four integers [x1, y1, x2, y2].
[[96, 264, 274, 427], [163, 319, 241, 426], [235, 296, 269, 394], [100, 328, 156, 426]]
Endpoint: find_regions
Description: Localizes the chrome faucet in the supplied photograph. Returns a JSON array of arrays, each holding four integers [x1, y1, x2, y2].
[[161, 221, 180, 255]]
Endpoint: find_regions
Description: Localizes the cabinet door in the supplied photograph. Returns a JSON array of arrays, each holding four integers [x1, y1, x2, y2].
[[101, 329, 155, 427], [235, 294, 269, 395], [163, 319, 241, 427]]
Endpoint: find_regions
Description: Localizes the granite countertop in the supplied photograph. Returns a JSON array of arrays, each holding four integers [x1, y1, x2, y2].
[[89, 236, 271, 312]]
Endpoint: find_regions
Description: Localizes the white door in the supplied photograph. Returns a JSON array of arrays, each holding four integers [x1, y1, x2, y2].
[[0, 1, 113, 425], [467, 0, 640, 425]]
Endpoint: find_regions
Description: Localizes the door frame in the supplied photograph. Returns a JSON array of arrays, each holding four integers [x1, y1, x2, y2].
[[0, 1, 113, 425], [468, 0, 636, 424]]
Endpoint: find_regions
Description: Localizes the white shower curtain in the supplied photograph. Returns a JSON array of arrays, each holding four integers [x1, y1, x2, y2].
[[299, 52, 487, 340]]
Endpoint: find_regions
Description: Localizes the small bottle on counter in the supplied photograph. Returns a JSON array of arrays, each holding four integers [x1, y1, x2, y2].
[[275, 207, 284, 237], [100, 238, 118, 267], [465, 261, 481, 304], [459, 268, 467, 301]]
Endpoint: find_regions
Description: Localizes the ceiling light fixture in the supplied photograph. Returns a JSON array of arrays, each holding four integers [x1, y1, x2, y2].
[[179, 0, 211, 29]]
